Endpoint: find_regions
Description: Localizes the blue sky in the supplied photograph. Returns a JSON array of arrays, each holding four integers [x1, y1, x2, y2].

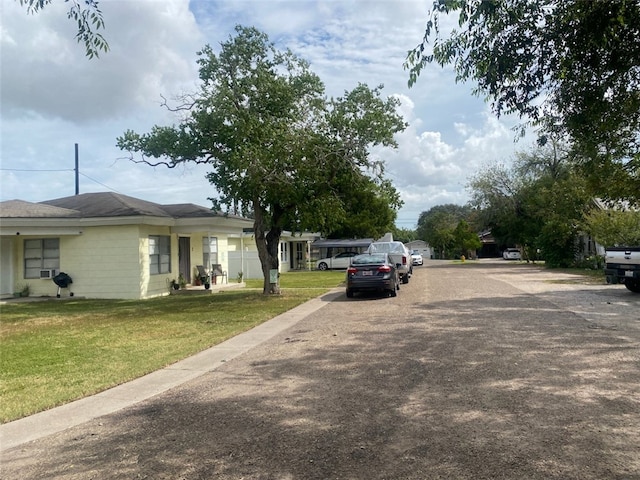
[[1, 0, 535, 229]]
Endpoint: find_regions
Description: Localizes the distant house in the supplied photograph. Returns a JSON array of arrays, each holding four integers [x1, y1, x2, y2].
[[0, 193, 315, 299], [477, 230, 501, 258], [405, 239, 432, 260], [310, 238, 374, 262]]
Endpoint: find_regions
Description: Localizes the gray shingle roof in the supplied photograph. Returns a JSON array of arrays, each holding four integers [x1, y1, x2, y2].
[[42, 192, 172, 218], [0, 200, 80, 218], [1, 193, 246, 222], [161, 203, 221, 218]]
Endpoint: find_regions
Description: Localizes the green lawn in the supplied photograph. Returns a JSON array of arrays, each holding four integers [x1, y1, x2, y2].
[[0, 271, 345, 423]]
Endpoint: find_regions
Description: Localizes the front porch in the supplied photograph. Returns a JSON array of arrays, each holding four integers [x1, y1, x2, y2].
[[169, 281, 245, 295]]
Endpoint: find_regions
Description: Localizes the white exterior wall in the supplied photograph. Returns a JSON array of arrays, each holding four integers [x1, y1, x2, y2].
[[10, 226, 142, 299], [62, 225, 143, 299], [228, 235, 262, 280], [227, 235, 312, 279]]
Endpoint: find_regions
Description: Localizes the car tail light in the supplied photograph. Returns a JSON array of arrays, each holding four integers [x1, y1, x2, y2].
[[378, 265, 391, 273], [347, 267, 357, 274], [402, 256, 407, 265]]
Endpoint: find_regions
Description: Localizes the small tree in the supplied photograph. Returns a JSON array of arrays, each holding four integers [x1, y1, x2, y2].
[[583, 208, 640, 247], [453, 220, 482, 258], [118, 26, 406, 294]]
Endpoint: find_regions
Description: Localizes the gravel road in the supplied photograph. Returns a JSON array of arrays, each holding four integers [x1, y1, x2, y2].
[[2, 260, 639, 479]]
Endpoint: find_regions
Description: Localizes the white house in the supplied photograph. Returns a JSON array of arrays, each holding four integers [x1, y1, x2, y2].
[[0, 193, 316, 299]]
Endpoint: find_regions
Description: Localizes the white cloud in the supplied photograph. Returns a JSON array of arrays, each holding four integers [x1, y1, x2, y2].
[[0, 0, 535, 229], [1, 0, 202, 122]]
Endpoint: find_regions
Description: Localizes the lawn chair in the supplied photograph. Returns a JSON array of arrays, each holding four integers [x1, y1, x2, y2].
[[211, 264, 227, 284]]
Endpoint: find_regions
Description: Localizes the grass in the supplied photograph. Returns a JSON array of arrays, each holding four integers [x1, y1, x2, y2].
[[0, 271, 345, 423], [244, 269, 346, 289]]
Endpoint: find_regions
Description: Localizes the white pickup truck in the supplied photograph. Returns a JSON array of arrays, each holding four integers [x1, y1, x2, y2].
[[604, 247, 640, 293], [367, 241, 413, 284]]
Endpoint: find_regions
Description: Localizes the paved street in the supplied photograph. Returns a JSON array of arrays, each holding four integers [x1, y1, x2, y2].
[[2, 260, 639, 479]]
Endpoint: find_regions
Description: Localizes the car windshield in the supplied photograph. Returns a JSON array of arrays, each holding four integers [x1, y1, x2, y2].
[[352, 254, 386, 265]]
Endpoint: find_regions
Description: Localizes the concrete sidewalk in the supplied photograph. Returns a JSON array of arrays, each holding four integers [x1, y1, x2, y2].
[[0, 288, 342, 452]]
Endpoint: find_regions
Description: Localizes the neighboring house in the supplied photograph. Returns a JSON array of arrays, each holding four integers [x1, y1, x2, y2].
[[310, 238, 374, 264], [477, 230, 501, 258], [229, 230, 318, 280], [0, 193, 316, 299], [405, 240, 432, 260]]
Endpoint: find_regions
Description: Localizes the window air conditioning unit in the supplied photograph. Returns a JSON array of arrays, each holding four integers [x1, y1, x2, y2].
[[40, 269, 57, 279]]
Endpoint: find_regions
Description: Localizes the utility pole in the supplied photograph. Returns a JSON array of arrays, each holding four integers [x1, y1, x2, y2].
[[75, 143, 79, 195]]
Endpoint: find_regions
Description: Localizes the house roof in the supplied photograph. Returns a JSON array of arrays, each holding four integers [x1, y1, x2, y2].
[[35, 192, 250, 222], [405, 240, 428, 248], [42, 192, 174, 218], [0, 192, 254, 233], [0, 200, 80, 218], [312, 238, 374, 248], [161, 203, 245, 221]]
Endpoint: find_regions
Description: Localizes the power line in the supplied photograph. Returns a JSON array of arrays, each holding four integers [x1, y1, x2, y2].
[[2, 166, 121, 194], [78, 172, 121, 194], [0, 168, 74, 172]]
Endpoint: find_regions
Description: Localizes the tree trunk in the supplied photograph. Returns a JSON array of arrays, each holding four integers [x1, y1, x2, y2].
[[253, 203, 282, 295]]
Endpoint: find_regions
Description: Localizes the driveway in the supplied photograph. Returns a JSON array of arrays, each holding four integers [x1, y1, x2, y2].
[[1, 260, 639, 479]]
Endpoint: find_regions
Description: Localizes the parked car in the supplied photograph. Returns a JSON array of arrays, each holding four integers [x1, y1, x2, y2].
[[345, 253, 399, 298], [316, 251, 359, 270], [503, 248, 521, 260], [367, 241, 412, 283], [411, 250, 424, 266]]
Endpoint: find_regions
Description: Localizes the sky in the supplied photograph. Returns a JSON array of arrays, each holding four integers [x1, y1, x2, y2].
[[0, 0, 536, 229]]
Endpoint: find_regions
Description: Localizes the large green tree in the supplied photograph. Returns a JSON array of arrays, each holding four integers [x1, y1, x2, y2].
[[325, 179, 403, 239], [117, 26, 406, 294], [406, 0, 640, 203], [468, 144, 592, 266], [416, 204, 473, 258], [467, 162, 531, 250], [18, 0, 108, 58]]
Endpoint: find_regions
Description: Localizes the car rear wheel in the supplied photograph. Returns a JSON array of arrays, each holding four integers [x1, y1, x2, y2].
[[318, 262, 328, 271], [402, 273, 409, 284], [346, 288, 354, 298], [624, 279, 640, 293], [389, 284, 397, 297]]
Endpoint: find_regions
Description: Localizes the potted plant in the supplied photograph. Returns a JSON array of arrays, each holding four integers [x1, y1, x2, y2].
[[178, 273, 187, 289], [201, 273, 211, 290], [13, 283, 30, 297]]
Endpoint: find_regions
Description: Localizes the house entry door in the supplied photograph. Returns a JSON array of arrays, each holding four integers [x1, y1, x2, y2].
[[178, 237, 191, 284]]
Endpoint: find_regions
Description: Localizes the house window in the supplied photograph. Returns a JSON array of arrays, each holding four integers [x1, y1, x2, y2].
[[280, 242, 288, 263], [149, 235, 171, 274], [202, 237, 218, 268], [24, 238, 60, 278]]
